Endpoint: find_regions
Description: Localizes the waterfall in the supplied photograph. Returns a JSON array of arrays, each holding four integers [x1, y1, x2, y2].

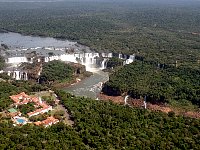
[[25, 72, 28, 80], [60, 52, 111, 70], [7, 71, 11, 76], [119, 53, 123, 59], [124, 95, 129, 105], [123, 60, 126, 66], [143, 101, 147, 109], [100, 58, 108, 70], [144, 95, 147, 109], [129, 54, 135, 61], [125, 54, 135, 65], [4, 50, 136, 73], [81, 53, 99, 71]]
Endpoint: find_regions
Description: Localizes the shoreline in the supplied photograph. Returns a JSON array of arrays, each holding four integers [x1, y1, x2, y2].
[[0, 28, 91, 49], [52, 72, 93, 89]]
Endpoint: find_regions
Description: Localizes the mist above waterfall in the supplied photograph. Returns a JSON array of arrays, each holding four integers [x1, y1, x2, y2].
[[59, 52, 135, 72]]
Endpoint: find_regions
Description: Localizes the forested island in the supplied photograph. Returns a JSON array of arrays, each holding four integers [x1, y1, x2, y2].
[[0, 0, 200, 149]]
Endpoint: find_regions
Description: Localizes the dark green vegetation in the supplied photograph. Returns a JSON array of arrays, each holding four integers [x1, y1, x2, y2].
[[0, 90, 199, 149], [0, 82, 17, 111], [42, 95, 56, 106], [106, 57, 123, 69], [103, 61, 200, 106], [29, 114, 46, 122], [0, 56, 4, 70], [18, 103, 35, 115], [0, 0, 200, 68], [0, 1, 200, 149], [0, 81, 48, 111], [40, 60, 73, 83]]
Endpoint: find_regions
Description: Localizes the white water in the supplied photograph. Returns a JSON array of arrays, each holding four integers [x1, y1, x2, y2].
[[100, 58, 108, 70], [124, 95, 129, 105]]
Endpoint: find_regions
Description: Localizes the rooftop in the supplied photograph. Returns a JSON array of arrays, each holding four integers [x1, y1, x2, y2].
[[34, 116, 59, 127], [10, 92, 30, 103], [9, 92, 59, 127]]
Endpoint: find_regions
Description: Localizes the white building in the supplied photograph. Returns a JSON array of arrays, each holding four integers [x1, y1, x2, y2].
[[6, 57, 29, 64], [27, 106, 53, 117]]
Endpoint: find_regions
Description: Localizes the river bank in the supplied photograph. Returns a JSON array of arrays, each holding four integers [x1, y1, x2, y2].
[[0, 28, 8, 33], [0, 31, 91, 53], [0, 28, 92, 51], [52, 71, 93, 89]]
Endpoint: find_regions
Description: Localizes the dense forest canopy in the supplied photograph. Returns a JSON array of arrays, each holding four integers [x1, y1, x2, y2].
[[0, 0, 200, 68], [106, 57, 124, 69], [40, 60, 74, 83], [0, 89, 199, 149], [0, 1, 200, 149], [102, 61, 200, 106]]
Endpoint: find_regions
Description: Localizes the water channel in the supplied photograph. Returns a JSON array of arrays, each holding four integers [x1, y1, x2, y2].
[[0, 32, 109, 99], [63, 70, 109, 99]]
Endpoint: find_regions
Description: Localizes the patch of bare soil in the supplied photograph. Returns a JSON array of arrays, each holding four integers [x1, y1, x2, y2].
[[183, 111, 200, 118], [99, 93, 200, 119], [98, 94, 124, 104]]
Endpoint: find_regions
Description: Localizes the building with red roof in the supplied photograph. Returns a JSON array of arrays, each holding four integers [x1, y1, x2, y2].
[[34, 116, 59, 127], [9, 92, 59, 127], [10, 92, 30, 104], [27, 106, 52, 117]]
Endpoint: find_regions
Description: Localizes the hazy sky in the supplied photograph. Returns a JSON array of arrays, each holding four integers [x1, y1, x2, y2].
[[0, 0, 198, 1], [0, 0, 199, 5], [0, 0, 64, 1]]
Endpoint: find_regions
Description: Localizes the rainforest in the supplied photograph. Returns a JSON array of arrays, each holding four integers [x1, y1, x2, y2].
[[0, 0, 200, 149]]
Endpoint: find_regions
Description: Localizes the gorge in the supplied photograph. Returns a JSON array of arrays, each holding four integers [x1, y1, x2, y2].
[[0, 32, 134, 98]]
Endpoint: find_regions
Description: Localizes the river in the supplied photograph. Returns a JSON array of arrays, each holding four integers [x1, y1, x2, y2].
[[0, 32, 108, 98], [63, 70, 109, 99], [0, 32, 90, 51]]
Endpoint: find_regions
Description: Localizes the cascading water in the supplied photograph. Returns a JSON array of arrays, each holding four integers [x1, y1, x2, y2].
[[124, 95, 129, 105], [119, 53, 123, 59], [59, 52, 135, 71], [123, 60, 126, 66], [80, 53, 100, 71], [6, 50, 136, 72], [124, 54, 135, 65], [100, 58, 108, 70]]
